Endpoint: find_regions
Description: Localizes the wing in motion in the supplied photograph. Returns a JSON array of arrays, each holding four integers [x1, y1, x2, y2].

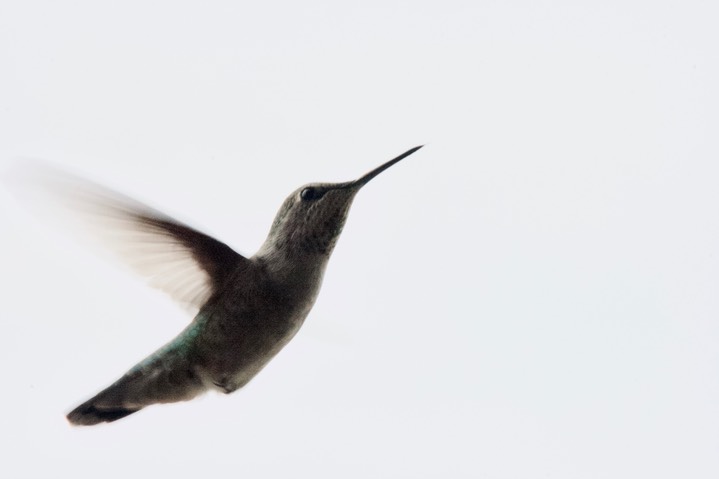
[[7, 161, 249, 312]]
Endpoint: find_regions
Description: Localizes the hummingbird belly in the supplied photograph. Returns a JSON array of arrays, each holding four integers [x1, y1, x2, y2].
[[193, 300, 310, 394]]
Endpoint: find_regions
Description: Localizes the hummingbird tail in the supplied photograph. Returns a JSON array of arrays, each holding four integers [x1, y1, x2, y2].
[[66, 400, 141, 426], [66, 344, 208, 426]]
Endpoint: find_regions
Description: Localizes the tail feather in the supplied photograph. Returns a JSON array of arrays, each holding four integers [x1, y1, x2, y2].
[[67, 400, 141, 426], [66, 345, 207, 426]]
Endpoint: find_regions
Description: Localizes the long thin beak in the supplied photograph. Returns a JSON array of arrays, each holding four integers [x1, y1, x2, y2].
[[348, 145, 423, 189]]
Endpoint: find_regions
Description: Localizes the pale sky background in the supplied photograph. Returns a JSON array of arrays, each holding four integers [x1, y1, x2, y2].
[[2, 1, 719, 478]]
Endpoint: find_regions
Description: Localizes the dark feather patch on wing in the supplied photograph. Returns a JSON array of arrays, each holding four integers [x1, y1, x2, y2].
[[7, 161, 249, 312]]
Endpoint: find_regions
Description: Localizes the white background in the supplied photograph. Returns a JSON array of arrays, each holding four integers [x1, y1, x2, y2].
[[2, 1, 718, 477]]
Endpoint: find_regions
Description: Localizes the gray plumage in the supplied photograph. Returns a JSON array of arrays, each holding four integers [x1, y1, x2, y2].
[[62, 146, 422, 425]]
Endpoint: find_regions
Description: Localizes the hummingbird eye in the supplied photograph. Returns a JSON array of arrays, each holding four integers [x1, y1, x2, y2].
[[300, 187, 325, 201]]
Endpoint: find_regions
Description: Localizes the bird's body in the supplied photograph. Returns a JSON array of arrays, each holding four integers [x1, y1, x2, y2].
[[61, 146, 422, 425], [70, 255, 322, 424]]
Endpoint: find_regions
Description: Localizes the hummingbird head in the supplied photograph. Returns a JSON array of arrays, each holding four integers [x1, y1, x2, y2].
[[262, 146, 423, 258]]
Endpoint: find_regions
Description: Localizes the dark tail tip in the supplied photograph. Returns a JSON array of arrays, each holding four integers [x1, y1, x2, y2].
[[67, 401, 141, 426]]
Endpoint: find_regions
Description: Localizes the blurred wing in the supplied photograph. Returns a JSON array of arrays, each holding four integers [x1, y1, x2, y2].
[[7, 161, 248, 312]]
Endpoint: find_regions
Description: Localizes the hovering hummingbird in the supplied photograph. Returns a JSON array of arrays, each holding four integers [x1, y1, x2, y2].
[[56, 145, 423, 425]]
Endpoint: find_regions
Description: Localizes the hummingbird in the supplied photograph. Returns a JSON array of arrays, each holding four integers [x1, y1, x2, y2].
[[59, 145, 423, 426]]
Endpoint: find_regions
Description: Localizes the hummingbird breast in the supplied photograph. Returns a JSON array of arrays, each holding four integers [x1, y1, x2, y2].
[[191, 258, 324, 393]]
